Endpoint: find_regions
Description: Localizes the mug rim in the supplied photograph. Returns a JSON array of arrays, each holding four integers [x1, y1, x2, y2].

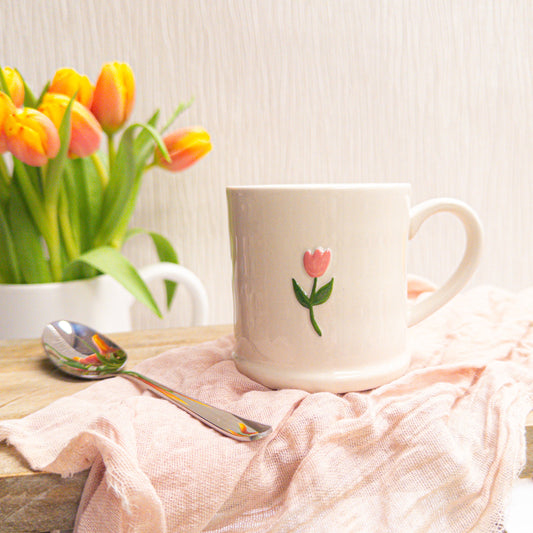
[[227, 182, 411, 192]]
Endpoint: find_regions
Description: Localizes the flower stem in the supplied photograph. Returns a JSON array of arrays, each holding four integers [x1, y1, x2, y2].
[[309, 306, 322, 336], [310, 277, 317, 301], [0, 205, 22, 283], [13, 160, 61, 280], [308, 278, 322, 336], [58, 187, 79, 261], [107, 170, 143, 248], [0, 156, 10, 204], [90, 152, 109, 189], [107, 134, 115, 173], [45, 208, 63, 281], [13, 160, 48, 238]]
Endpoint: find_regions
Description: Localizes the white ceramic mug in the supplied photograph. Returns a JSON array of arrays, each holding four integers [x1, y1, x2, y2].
[[227, 184, 483, 393]]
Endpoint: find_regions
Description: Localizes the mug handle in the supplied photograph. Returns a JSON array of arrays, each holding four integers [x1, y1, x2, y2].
[[407, 199, 483, 327], [137, 262, 209, 326]]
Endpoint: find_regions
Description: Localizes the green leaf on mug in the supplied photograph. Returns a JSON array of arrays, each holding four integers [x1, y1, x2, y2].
[[292, 278, 310, 309], [314, 278, 334, 306]]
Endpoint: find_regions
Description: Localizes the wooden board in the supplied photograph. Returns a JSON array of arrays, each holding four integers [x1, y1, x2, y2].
[[0, 325, 232, 533], [0, 324, 531, 532]]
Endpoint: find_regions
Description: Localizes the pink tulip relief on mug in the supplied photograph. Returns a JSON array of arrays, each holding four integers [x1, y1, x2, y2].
[[292, 247, 334, 336]]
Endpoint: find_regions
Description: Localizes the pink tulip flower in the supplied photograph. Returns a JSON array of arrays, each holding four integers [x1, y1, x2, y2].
[[39, 93, 102, 158], [155, 127, 212, 172], [303, 248, 331, 278], [3, 107, 60, 167], [48, 67, 95, 108], [1, 67, 24, 107], [90, 62, 135, 135], [0, 92, 17, 153]]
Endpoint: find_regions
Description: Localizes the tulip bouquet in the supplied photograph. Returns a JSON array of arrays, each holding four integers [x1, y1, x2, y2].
[[0, 62, 211, 316]]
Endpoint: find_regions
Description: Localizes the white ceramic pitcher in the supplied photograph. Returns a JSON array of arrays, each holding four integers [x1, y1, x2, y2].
[[0, 262, 209, 340]]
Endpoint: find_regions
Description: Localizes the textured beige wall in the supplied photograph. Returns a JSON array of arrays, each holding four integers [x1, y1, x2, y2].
[[2, 0, 532, 328]]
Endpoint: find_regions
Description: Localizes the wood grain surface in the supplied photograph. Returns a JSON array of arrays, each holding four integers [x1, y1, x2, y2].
[[0, 325, 531, 532], [0, 325, 232, 533]]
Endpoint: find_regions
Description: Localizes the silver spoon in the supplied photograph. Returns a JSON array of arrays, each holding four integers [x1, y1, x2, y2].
[[41, 320, 272, 441]]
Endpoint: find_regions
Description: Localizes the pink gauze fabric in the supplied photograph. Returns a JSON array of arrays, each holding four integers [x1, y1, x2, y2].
[[1, 285, 533, 533]]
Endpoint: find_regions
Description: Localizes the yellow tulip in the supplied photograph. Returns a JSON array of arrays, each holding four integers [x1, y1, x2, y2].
[[1, 67, 24, 107], [90, 62, 135, 135], [4, 107, 60, 167], [39, 93, 102, 158], [48, 67, 95, 108], [0, 92, 16, 153], [154, 127, 212, 172]]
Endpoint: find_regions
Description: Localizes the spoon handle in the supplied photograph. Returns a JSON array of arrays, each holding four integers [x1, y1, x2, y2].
[[119, 370, 272, 441]]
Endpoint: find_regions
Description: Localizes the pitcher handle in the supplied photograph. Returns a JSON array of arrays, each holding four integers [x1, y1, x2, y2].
[[407, 199, 483, 327], [138, 262, 209, 326]]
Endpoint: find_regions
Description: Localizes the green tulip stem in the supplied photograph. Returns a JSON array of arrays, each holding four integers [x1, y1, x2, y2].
[[44, 207, 62, 281], [310, 277, 317, 300], [308, 278, 322, 336], [90, 153, 109, 189], [309, 305, 321, 337], [13, 160, 48, 239], [39, 162, 64, 281], [58, 187, 79, 261], [107, 134, 116, 175], [0, 156, 10, 204], [108, 173, 143, 248], [0, 206, 22, 283], [13, 161, 62, 280], [0, 156, 10, 186]]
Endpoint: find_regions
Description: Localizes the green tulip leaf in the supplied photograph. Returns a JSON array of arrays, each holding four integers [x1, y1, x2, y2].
[[12, 160, 48, 239], [93, 128, 137, 246], [45, 95, 74, 206], [65, 246, 162, 318], [8, 183, 52, 283], [125, 228, 180, 309], [313, 278, 334, 306], [0, 66, 10, 97], [131, 122, 169, 162], [292, 278, 311, 309], [34, 81, 50, 108], [0, 156, 11, 205], [21, 74, 38, 108], [66, 158, 104, 249], [0, 205, 21, 283], [133, 109, 160, 161], [161, 98, 194, 134], [95, 123, 169, 248]]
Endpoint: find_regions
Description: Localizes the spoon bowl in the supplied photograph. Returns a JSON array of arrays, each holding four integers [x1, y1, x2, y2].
[[43, 320, 127, 378], [42, 320, 272, 441]]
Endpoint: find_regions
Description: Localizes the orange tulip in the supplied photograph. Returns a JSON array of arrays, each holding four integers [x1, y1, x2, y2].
[[39, 93, 102, 158], [154, 127, 211, 172], [0, 92, 16, 153], [48, 67, 95, 108], [90, 62, 135, 135], [1, 67, 24, 107], [3, 107, 60, 166]]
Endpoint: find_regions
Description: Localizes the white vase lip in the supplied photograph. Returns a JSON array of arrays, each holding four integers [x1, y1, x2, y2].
[[0, 274, 108, 291]]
